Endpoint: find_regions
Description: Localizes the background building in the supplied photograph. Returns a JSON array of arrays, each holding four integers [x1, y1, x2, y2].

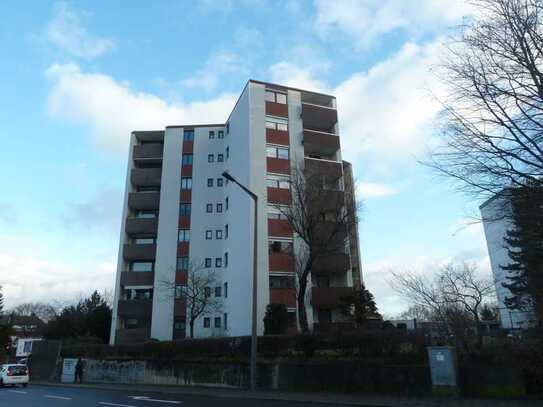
[[110, 80, 362, 344], [480, 193, 535, 330]]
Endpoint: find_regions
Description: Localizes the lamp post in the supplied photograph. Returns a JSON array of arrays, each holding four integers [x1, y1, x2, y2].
[[222, 171, 258, 391]]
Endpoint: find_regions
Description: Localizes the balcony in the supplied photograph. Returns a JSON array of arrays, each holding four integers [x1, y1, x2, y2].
[[174, 299, 186, 317], [115, 327, 151, 344], [303, 129, 340, 156], [267, 187, 291, 205], [313, 322, 355, 333], [312, 253, 350, 274], [269, 253, 294, 272], [120, 271, 155, 286], [312, 287, 353, 309], [304, 157, 343, 181], [133, 143, 163, 161], [131, 168, 162, 187], [123, 243, 156, 261], [270, 288, 296, 307], [117, 299, 152, 317], [301, 103, 337, 132], [266, 101, 288, 118], [267, 157, 290, 175], [134, 130, 164, 143], [128, 192, 160, 211], [125, 217, 158, 236], [266, 128, 289, 146], [268, 218, 292, 237]]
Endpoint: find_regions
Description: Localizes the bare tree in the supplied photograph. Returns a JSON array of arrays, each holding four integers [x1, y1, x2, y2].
[[390, 263, 495, 347], [9, 302, 59, 322], [161, 261, 222, 339], [424, 0, 543, 200], [274, 166, 359, 332]]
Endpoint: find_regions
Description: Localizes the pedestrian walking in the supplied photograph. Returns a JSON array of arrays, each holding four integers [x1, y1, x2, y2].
[[75, 357, 84, 384]]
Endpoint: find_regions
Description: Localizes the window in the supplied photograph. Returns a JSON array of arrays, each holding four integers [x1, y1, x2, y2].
[[224, 282, 228, 298], [214, 317, 221, 328], [204, 287, 211, 297], [131, 262, 153, 272], [175, 285, 185, 299], [217, 153, 224, 162], [266, 90, 287, 104], [209, 131, 215, 139], [204, 317, 210, 328], [206, 230, 212, 240], [208, 154, 214, 162], [205, 258, 212, 268], [123, 288, 153, 300], [269, 240, 293, 254], [216, 230, 222, 239], [225, 224, 229, 239], [206, 204, 213, 213], [217, 178, 223, 187], [180, 203, 191, 216], [226, 146, 229, 159], [137, 186, 160, 192], [218, 130, 224, 139], [267, 176, 290, 189], [266, 146, 289, 159], [215, 258, 222, 268], [125, 318, 141, 329], [178, 229, 190, 242], [226, 122, 230, 134], [207, 178, 214, 187], [216, 203, 223, 213], [177, 257, 188, 271], [268, 212, 288, 220], [135, 238, 154, 244], [182, 154, 193, 165], [181, 177, 192, 190], [270, 275, 295, 289], [215, 286, 222, 297], [135, 210, 156, 218], [225, 197, 229, 211], [174, 318, 186, 330], [224, 252, 228, 268], [266, 118, 288, 131], [183, 130, 194, 141]]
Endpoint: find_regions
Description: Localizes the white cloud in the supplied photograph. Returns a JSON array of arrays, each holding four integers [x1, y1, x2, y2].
[[268, 62, 329, 93], [47, 2, 114, 59], [358, 182, 398, 199], [62, 187, 122, 232], [314, 0, 472, 49], [45, 63, 237, 153]]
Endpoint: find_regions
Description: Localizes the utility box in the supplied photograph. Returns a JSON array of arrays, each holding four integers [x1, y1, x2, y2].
[[427, 346, 458, 396]]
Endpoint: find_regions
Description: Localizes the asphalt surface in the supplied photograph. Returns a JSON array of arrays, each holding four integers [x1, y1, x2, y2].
[[0, 384, 338, 407]]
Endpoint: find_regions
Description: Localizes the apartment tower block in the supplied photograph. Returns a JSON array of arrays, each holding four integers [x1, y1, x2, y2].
[[110, 80, 362, 344]]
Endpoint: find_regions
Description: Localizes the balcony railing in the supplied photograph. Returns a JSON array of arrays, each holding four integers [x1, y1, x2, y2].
[[128, 192, 160, 211], [131, 168, 162, 187], [267, 187, 291, 205], [312, 253, 350, 274], [174, 299, 187, 317], [312, 287, 353, 309], [270, 288, 296, 307], [117, 299, 153, 317], [269, 253, 294, 272], [266, 128, 289, 146], [120, 271, 155, 286], [301, 102, 338, 132], [268, 218, 292, 237], [125, 217, 158, 236], [303, 129, 340, 156], [115, 327, 150, 344], [133, 143, 163, 160], [123, 243, 156, 261], [304, 157, 343, 181]]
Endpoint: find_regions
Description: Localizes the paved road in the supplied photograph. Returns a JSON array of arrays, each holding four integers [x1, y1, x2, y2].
[[0, 384, 338, 407]]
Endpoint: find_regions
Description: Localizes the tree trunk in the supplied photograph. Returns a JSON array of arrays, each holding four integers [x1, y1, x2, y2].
[[297, 275, 309, 333], [189, 320, 194, 339]]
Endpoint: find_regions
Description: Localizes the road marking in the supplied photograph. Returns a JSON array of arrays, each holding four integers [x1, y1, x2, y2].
[[128, 396, 181, 404], [98, 403, 137, 407], [7, 390, 27, 394], [44, 395, 73, 400]]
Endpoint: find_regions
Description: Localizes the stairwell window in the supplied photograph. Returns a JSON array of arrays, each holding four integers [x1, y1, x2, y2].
[[177, 257, 188, 271], [224, 282, 228, 298], [266, 90, 287, 104], [131, 262, 153, 272], [224, 252, 228, 268], [183, 130, 194, 141], [178, 229, 190, 242], [182, 154, 193, 165], [181, 177, 192, 190], [180, 203, 191, 216], [266, 117, 288, 131], [266, 146, 289, 160]]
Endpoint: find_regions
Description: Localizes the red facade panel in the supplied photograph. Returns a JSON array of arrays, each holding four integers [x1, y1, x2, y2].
[[266, 157, 290, 175], [267, 187, 291, 205], [270, 288, 296, 307], [265, 101, 288, 117], [180, 190, 192, 202], [177, 242, 189, 256], [266, 129, 289, 146], [175, 272, 187, 285], [181, 165, 193, 176], [182, 140, 193, 153], [269, 253, 294, 272], [178, 216, 191, 229], [268, 219, 292, 237]]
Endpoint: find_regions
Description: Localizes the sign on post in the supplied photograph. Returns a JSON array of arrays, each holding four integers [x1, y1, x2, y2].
[[61, 358, 77, 383], [427, 346, 458, 395]]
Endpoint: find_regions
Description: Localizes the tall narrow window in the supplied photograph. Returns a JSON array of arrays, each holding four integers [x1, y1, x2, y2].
[[181, 177, 192, 190], [215, 286, 222, 297], [204, 317, 210, 328], [218, 130, 224, 139], [204, 287, 211, 297], [216, 230, 223, 239], [215, 258, 222, 268], [207, 178, 214, 187], [217, 178, 223, 187], [224, 313, 228, 330], [225, 224, 229, 239], [224, 282, 228, 298], [205, 258, 212, 268], [214, 317, 221, 328], [208, 154, 214, 163], [224, 252, 228, 268], [205, 230, 212, 240], [216, 203, 223, 213], [217, 154, 224, 162], [206, 204, 213, 213], [225, 197, 229, 211], [226, 146, 229, 159], [178, 229, 190, 242], [209, 131, 215, 139]]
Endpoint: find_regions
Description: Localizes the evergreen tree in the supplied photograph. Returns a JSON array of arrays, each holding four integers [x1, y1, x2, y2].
[[502, 183, 543, 326], [263, 304, 289, 335], [0, 285, 3, 316], [340, 284, 381, 325]]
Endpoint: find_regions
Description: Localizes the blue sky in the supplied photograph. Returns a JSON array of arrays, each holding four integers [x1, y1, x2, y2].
[[0, 0, 488, 316]]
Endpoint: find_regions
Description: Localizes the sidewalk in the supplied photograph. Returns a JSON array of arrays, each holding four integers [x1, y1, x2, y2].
[[33, 381, 542, 406]]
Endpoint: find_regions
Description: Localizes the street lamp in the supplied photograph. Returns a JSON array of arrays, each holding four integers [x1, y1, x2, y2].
[[222, 171, 258, 391]]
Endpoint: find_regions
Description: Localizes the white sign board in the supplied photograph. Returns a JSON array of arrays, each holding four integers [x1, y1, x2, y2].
[[61, 358, 77, 383]]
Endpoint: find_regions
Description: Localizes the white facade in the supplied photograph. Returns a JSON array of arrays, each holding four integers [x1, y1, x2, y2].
[[480, 194, 535, 330], [110, 80, 362, 344]]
